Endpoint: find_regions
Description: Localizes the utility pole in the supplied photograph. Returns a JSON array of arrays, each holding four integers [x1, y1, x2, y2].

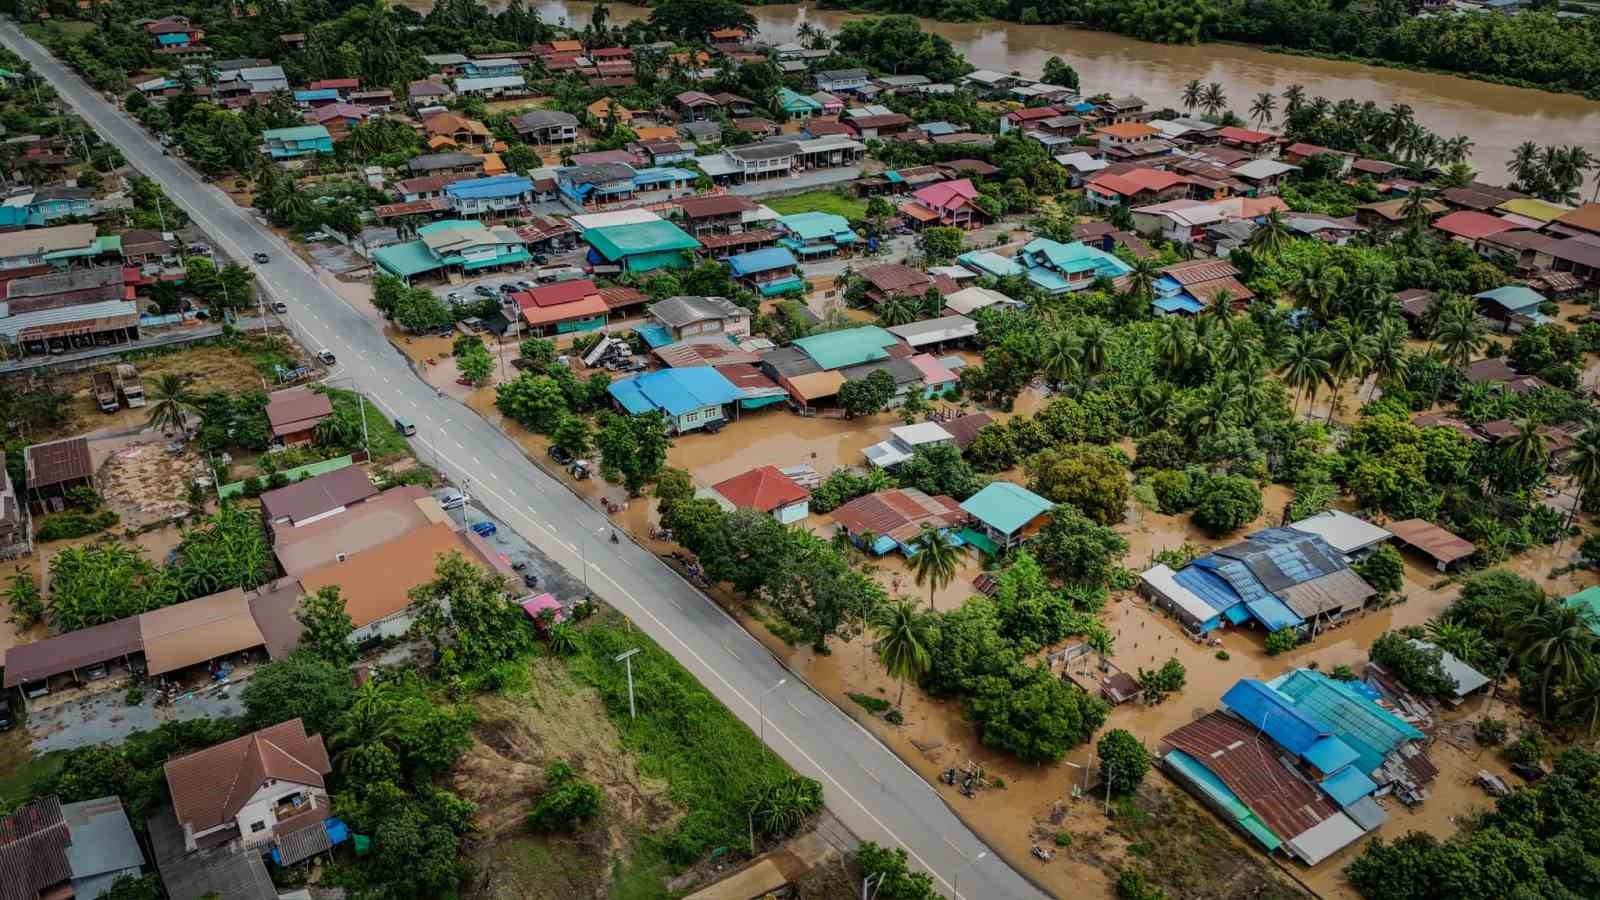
[[614, 647, 641, 719]]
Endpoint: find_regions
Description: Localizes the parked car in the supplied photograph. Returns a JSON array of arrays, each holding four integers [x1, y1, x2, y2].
[[1510, 762, 1547, 783], [303, 231, 329, 242], [317, 350, 337, 365], [438, 489, 468, 510], [446, 291, 467, 304], [253, 252, 270, 263], [270, 301, 288, 314], [393, 417, 417, 436], [471, 520, 497, 537], [474, 284, 497, 298], [547, 444, 573, 465]]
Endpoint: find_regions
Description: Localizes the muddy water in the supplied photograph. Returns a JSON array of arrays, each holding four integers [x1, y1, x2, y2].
[[408, 0, 1600, 189]]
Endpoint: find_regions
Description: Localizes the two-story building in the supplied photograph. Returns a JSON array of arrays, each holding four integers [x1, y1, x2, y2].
[[445, 175, 533, 218], [164, 718, 334, 853], [900, 178, 986, 230], [1083, 168, 1190, 211], [512, 109, 579, 145], [645, 295, 751, 344], [557, 162, 639, 209], [814, 68, 870, 95], [261, 125, 334, 162], [728, 247, 805, 297], [372, 219, 530, 284], [776, 212, 858, 259]]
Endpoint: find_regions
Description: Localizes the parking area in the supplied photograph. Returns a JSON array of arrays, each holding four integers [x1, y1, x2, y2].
[[419, 246, 591, 304], [437, 489, 589, 610]]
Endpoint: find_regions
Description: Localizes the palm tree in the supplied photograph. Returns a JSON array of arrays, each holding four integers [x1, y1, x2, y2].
[[1246, 209, 1291, 256], [1564, 428, 1600, 529], [1425, 618, 1489, 668], [877, 295, 918, 327], [871, 599, 935, 711], [1278, 334, 1331, 418], [1124, 255, 1161, 302], [1325, 321, 1376, 424], [1200, 82, 1227, 118], [1281, 84, 1306, 116], [1249, 92, 1276, 128], [1431, 305, 1485, 372], [1077, 319, 1110, 378], [1513, 603, 1597, 717], [1365, 317, 1410, 400], [1291, 259, 1344, 320], [909, 526, 961, 611], [1039, 329, 1082, 389], [1180, 79, 1203, 114], [1154, 316, 1194, 372], [1400, 187, 1437, 228], [1496, 418, 1550, 490], [146, 372, 198, 436], [1562, 667, 1600, 738], [1508, 140, 1540, 189], [334, 679, 400, 759]]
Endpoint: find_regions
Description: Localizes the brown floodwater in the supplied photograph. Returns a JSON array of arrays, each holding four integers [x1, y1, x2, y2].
[[401, 0, 1600, 191]]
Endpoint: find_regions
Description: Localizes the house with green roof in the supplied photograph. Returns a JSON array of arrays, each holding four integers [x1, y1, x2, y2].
[[261, 125, 333, 161], [959, 481, 1053, 553], [791, 325, 900, 370], [583, 220, 701, 274], [777, 87, 823, 119], [372, 219, 530, 284], [1565, 586, 1600, 635], [776, 212, 858, 258]]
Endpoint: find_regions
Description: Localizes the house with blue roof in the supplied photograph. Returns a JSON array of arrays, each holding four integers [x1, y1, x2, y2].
[[607, 368, 744, 433], [776, 212, 858, 258], [1011, 238, 1132, 293], [728, 247, 803, 296], [261, 125, 333, 161], [631, 166, 698, 200], [372, 220, 530, 284], [293, 88, 340, 108], [445, 175, 534, 217], [558, 163, 639, 210], [1141, 527, 1374, 639], [958, 482, 1053, 554], [1473, 284, 1548, 325]]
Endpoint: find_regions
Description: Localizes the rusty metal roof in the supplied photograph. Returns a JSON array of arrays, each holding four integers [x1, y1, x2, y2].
[[0, 797, 72, 900], [24, 437, 92, 490], [1388, 519, 1476, 564], [1163, 711, 1340, 843], [833, 488, 965, 544]]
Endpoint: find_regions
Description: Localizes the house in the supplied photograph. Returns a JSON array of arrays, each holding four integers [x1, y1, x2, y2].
[[899, 178, 986, 230], [864, 422, 955, 469], [512, 110, 579, 145], [982, 238, 1132, 294], [1054, 151, 1109, 187], [1553, 202, 1600, 239], [1431, 209, 1517, 247], [1388, 518, 1475, 571], [164, 718, 333, 853], [676, 194, 759, 235], [1216, 126, 1278, 157], [1474, 284, 1548, 326], [266, 484, 441, 578], [0, 796, 144, 900], [999, 106, 1060, 135], [776, 87, 823, 120], [844, 113, 913, 141], [407, 79, 453, 108], [712, 466, 810, 523], [776, 212, 858, 259], [264, 387, 333, 446], [857, 263, 939, 305], [260, 465, 378, 527], [608, 367, 744, 434], [515, 285, 608, 336], [557, 162, 639, 209], [959, 482, 1053, 553], [261, 125, 333, 161], [815, 68, 870, 94], [1355, 197, 1446, 235], [348, 88, 393, 111], [303, 102, 369, 139], [962, 69, 1026, 96], [1098, 95, 1148, 122], [1229, 159, 1298, 196], [583, 220, 701, 274], [887, 315, 977, 351], [675, 91, 721, 121], [645, 295, 751, 344], [943, 286, 1020, 316], [221, 64, 287, 95], [445, 175, 534, 218], [792, 325, 902, 371], [728, 247, 804, 296], [1094, 121, 1161, 150], [292, 88, 341, 109], [1084, 169, 1189, 211], [296, 521, 486, 643], [587, 97, 633, 126], [721, 141, 801, 182], [1153, 258, 1254, 315], [833, 488, 967, 556], [423, 111, 492, 148], [1284, 510, 1393, 559], [373, 219, 530, 284], [453, 75, 528, 99], [16, 185, 95, 225], [1, 267, 139, 358], [1547, 235, 1600, 286], [23, 436, 93, 514]]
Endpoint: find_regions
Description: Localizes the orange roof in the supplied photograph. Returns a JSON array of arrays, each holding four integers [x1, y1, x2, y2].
[[634, 126, 677, 141], [1096, 122, 1159, 140], [1218, 125, 1275, 145], [296, 523, 471, 628], [521, 293, 609, 327], [1557, 202, 1600, 234], [1088, 168, 1184, 196], [710, 27, 748, 39], [427, 135, 455, 150], [587, 97, 633, 120], [549, 39, 582, 52], [481, 152, 506, 175], [713, 466, 809, 512], [425, 112, 490, 137]]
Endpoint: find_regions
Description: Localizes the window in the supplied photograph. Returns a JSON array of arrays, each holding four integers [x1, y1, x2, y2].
[[251, 821, 266, 833]]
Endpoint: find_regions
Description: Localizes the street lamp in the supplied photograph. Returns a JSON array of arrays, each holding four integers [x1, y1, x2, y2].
[[758, 677, 787, 748], [614, 647, 641, 719]]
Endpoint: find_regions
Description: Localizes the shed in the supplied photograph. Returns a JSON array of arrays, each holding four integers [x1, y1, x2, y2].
[[265, 387, 334, 445], [1138, 563, 1223, 633], [24, 436, 93, 511], [3, 616, 143, 694], [520, 592, 563, 624], [1406, 640, 1489, 700], [138, 588, 266, 678], [887, 314, 977, 348], [1388, 518, 1475, 570], [1283, 510, 1392, 557]]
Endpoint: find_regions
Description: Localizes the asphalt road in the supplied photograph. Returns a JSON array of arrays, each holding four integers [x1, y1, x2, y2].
[[0, 22, 1049, 899]]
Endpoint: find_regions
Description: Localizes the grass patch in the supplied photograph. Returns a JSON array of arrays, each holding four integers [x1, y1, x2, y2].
[[764, 190, 867, 221], [323, 387, 411, 461], [22, 21, 95, 40], [0, 729, 61, 805], [1109, 785, 1310, 900], [566, 611, 799, 869], [849, 692, 890, 713], [610, 838, 680, 900]]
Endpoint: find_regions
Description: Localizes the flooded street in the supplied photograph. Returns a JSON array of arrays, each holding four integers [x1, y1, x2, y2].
[[416, 0, 1600, 189]]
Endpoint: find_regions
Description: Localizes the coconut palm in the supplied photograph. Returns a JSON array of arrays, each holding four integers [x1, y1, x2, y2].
[[1431, 305, 1485, 372], [1281, 84, 1306, 115], [1400, 187, 1437, 228], [1123, 255, 1162, 301], [1291, 259, 1344, 320], [333, 679, 400, 759], [1077, 319, 1110, 377], [1200, 82, 1227, 118], [909, 525, 961, 611], [877, 295, 918, 327], [146, 372, 198, 436], [1154, 316, 1194, 371], [1425, 618, 1489, 669], [1513, 603, 1597, 717], [1325, 322, 1376, 423], [1180, 79, 1203, 114], [1507, 140, 1540, 189], [1564, 428, 1600, 529], [1246, 209, 1291, 256], [871, 598, 935, 711], [1365, 317, 1410, 400], [1040, 329, 1083, 389], [1249, 92, 1276, 128], [1278, 333, 1331, 418]]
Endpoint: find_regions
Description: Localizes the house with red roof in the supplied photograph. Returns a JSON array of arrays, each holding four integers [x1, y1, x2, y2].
[[1432, 210, 1517, 247], [1084, 169, 1190, 211], [308, 77, 360, 96], [1216, 126, 1278, 158], [711, 466, 810, 523], [901, 178, 987, 230], [1000, 105, 1059, 135], [510, 279, 610, 336]]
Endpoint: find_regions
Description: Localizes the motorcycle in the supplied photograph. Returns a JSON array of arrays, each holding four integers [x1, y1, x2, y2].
[[1031, 845, 1052, 862], [941, 769, 958, 785]]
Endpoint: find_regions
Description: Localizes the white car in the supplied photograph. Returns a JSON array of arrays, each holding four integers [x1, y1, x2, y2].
[[438, 489, 469, 510], [317, 350, 337, 365]]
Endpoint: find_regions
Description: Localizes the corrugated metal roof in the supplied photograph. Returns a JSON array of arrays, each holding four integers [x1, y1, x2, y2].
[[0, 797, 72, 900], [139, 588, 266, 677], [61, 796, 143, 883], [3, 616, 143, 688]]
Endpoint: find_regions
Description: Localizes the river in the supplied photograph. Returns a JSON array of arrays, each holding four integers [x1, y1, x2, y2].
[[409, 0, 1600, 191]]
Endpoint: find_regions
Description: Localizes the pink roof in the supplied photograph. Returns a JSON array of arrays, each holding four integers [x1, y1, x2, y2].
[[911, 178, 978, 212], [1218, 125, 1275, 145], [520, 593, 563, 622], [516, 278, 599, 308], [1433, 210, 1516, 240], [306, 103, 368, 123], [909, 353, 957, 386], [1006, 106, 1060, 121], [1089, 168, 1184, 196]]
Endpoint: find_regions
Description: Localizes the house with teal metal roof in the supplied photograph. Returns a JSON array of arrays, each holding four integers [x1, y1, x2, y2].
[[1473, 284, 1548, 324], [583, 220, 701, 273], [776, 212, 857, 258], [958, 482, 1053, 553], [728, 247, 803, 296], [777, 87, 823, 119], [607, 367, 743, 433], [261, 125, 333, 160], [1564, 586, 1600, 635], [1012, 238, 1132, 294], [372, 220, 529, 284], [791, 325, 900, 370]]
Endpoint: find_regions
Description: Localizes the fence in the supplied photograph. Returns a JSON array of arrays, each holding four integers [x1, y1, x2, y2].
[[217, 454, 355, 498]]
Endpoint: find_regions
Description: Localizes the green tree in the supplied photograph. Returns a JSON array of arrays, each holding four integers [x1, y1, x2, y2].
[[1032, 506, 1128, 586], [1191, 475, 1262, 537], [855, 842, 938, 900], [909, 526, 961, 610], [495, 373, 568, 433], [145, 372, 198, 436], [872, 598, 936, 711], [407, 551, 531, 677], [1025, 444, 1130, 525], [1097, 728, 1151, 796], [1369, 631, 1456, 698], [1355, 544, 1405, 595], [919, 226, 965, 263], [838, 369, 898, 418], [241, 653, 354, 737], [551, 416, 593, 459], [1041, 56, 1080, 90], [393, 288, 451, 332], [896, 443, 986, 501], [457, 348, 493, 387], [965, 662, 1109, 762], [526, 759, 603, 831], [295, 585, 357, 667], [647, 0, 757, 41], [4, 568, 44, 629], [1264, 627, 1299, 656], [1512, 603, 1596, 717]]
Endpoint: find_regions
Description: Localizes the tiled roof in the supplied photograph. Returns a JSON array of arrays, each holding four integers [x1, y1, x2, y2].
[[165, 719, 331, 833], [713, 466, 808, 512]]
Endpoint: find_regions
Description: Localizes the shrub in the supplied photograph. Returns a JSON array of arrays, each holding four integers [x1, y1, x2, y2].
[[1475, 717, 1508, 746], [1214, 650, 1229, 661], [35, 509, 119, 542], [1370, 631, 1457, 698], [849, 692, 891, 713], [1135, 657, 1186, 705], [526, 760, 603, 831], [1264, 627, 1298, 656], [1505, 731, 1547, 767], [1329, 664, 1357, 681], [124, 687, 145, 706], [1191, 475, 1262, 537], [1355, 545, 1405, 595], [1055, 831, 1073, 847]]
